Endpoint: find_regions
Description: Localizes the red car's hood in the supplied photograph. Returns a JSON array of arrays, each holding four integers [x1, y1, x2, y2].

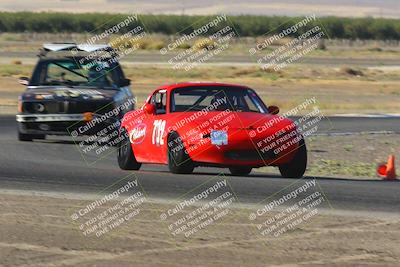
[[225, 112, 292, 129], [177, 111, 295, 133]]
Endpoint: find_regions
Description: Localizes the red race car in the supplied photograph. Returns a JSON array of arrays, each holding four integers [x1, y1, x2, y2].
[[118, 82, 307, 177]]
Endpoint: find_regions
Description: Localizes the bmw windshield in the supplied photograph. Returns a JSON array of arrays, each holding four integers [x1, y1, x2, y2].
[[29, 58, 123, 89]]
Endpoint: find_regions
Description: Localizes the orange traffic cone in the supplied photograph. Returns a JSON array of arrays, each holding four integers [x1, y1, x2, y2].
[[377, 155, 397, 180]]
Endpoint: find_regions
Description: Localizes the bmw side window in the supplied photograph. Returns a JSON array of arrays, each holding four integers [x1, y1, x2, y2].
[[151, 92, 166, 115]]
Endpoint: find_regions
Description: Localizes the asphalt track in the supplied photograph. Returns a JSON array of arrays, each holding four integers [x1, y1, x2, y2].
[[0, 115, 399, 214]]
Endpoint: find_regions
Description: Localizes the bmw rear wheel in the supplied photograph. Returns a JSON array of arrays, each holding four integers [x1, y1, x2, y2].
[[18, 132, 45, 142], [167, 132, 194, 174]]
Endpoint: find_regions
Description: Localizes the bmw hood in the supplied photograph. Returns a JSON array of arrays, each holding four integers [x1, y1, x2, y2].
[[20, 86, 117, 101]]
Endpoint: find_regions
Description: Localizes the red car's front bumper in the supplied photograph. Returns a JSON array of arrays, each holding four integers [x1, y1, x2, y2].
[[186, 128, 302, 168]]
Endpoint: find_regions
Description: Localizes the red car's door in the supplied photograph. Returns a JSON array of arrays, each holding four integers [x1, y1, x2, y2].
[[131, 90, 168, 164]]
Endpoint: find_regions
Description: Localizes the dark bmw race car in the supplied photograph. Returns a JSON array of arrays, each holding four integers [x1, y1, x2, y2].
[[118, 82, 307, 178], [16, 43, 134, 141]]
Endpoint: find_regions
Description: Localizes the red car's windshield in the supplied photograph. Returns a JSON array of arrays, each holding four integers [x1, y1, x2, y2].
[[170, 86, 268, 113]]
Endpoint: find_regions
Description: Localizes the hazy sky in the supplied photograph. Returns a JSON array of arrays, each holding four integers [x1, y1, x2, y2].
[[0, 0, 399, 18]]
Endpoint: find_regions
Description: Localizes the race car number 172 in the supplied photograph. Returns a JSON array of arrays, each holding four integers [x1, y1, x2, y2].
[[152, 120, 166, 146]]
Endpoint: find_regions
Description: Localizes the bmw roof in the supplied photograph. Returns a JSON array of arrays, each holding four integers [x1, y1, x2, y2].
[[42, 43, 113, 52], [38, 43, 116, 58]]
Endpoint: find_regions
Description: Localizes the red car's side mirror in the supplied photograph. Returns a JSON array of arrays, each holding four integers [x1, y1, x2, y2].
[[143, 103, 156, 115], [268, 105, 279, 115]]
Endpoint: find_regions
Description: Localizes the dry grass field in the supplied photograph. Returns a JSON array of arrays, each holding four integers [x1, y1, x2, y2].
[[1, 63, 399, 115]]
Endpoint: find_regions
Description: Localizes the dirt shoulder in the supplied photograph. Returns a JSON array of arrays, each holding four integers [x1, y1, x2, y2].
[[260, 133, 400, 179], [0, 191, 399, 267]]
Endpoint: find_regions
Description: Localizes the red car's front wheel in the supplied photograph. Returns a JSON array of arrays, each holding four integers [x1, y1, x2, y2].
[[229, 167, 252, 176], [278, 138, 307, 178], [118, 128, 142, 170], [167, 132, 194, 174]]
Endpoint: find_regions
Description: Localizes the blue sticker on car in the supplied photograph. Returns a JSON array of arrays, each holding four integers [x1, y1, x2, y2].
[[210, 130, 228, 145]]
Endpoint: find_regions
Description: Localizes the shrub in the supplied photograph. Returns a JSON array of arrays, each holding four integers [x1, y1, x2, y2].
[[340, 66, 364, 76], [193, 38, 217, 51]]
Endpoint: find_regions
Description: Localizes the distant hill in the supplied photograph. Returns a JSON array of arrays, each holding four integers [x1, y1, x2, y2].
[[1, 0, 399, 18]]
